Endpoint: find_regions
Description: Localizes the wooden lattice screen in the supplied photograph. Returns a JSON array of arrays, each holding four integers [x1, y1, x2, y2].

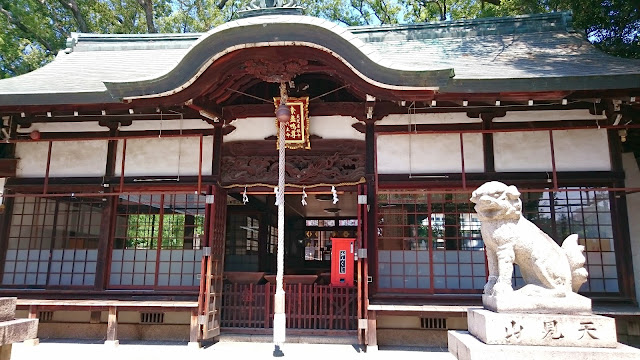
[[197, 185, 227, 340], [221, 284, 357, 331]]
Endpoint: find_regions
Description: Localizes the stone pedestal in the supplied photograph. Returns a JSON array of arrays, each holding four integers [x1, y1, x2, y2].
[[467, 308, 617, 348], [449, 331, 640, 360], [448, 308, 640, 360], [483, 294, 592, 315]]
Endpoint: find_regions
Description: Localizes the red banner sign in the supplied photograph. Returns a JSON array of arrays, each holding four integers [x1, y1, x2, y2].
[[274, 97, 310, 150]]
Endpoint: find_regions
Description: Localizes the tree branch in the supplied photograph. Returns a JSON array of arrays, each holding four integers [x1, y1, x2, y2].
[[217, 0, 230, 10], [351, 0, 370, 25], [0, 4, 56, 52], [373, 0, 393, 25], [136, 0, 157, 33], [57, 0, 89, 32]]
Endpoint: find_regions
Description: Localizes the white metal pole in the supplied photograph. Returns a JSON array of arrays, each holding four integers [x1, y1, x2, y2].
[[273, 83, 288, 352]]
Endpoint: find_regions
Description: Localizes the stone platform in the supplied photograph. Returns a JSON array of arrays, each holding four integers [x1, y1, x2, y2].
[[448, 331, 640, 360], [467, 308, 617, 348], [483, 293, 592, 315]]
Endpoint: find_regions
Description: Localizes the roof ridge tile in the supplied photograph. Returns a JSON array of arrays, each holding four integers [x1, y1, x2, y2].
[[348, 11, 573, 39]]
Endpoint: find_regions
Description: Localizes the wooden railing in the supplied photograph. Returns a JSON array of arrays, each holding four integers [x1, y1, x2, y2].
[[221, 283, 357, 331]]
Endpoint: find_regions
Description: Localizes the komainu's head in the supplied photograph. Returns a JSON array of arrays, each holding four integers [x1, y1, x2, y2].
[[470, 181, 522, 221]]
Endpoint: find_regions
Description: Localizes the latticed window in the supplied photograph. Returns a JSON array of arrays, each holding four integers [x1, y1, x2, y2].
[[376, 187, 619, 294], [525, 189, 618, 293], [109, 193, 205, 288], [2, 196, 102, 287]]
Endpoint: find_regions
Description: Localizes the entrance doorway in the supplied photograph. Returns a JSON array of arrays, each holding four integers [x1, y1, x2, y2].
[[220, 189, 361, 332]]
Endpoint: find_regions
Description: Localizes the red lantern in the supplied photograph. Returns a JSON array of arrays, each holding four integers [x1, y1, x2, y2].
[[29, 130, 41, 140]]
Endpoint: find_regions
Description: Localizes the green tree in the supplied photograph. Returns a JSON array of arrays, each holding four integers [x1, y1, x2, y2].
[[299, 0, 401, 26], [0, 0, 176, 78], [567, 0, 639, 58]]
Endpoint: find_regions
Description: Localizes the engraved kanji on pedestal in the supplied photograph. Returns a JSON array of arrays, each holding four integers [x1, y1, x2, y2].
[[542, 320, 564, 340]]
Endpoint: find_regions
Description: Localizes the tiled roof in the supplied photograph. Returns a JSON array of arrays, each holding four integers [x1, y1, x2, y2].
[[351, 13, 638, 82], [0, 12, 638, 106]]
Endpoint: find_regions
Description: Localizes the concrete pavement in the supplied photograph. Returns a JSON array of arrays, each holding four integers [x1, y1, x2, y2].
[[11, 340, 457, 360]]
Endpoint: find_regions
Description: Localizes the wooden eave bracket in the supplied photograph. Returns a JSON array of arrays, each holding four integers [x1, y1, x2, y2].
[[185, 100, 223, 126], [222, 125, 236, 135], [98, 118, 132, 130], [365, 95, 375, 120], [466, 110, 507, 122]]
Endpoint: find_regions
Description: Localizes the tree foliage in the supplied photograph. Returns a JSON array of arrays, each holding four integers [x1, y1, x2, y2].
[[568, 0, 640, 58], [125, 213, 204, 249], [0, 0, 638, 78]]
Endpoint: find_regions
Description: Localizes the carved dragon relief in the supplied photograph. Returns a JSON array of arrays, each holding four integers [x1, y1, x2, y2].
[[220, 152, 365, 185]]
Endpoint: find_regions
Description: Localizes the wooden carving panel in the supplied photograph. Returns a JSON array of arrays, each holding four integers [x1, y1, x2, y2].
[[221, 140, 365, 185]]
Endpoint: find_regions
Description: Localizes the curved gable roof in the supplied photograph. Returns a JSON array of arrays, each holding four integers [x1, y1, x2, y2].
[[0, 12, 638, 107], [104, 14, 454, 101]]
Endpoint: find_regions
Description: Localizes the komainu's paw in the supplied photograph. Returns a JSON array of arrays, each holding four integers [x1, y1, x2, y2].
[[483, 277, 497, 295], [490, 281, 514, 296]]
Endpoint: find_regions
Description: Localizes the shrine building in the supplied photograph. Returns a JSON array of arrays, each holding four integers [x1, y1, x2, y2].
[[0, 4, 639, 348]]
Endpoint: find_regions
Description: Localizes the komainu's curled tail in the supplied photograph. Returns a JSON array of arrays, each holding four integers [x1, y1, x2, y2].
[[561, 234, 589, 292]]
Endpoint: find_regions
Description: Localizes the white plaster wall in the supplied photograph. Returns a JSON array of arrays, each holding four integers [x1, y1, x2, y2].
[[15, 142, 49, 177], [622, 152, 640, 307], [461, 134, 484, 172], [309, 116, 365, 140], [50, 140, 108, 177], [494, 131, 553, 171], [114, 136, 213, 176], [377, 113, 481, 125], [224, 117, 276, 142], [15, 140, 107, 177], [493, 109, 607, 122], [494, 129, 610, 172], [552, 129, 610, 171], [376, 133, 484, 174]]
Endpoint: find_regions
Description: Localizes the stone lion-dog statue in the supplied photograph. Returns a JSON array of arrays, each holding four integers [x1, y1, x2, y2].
[[470, 181, 588, 300]]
